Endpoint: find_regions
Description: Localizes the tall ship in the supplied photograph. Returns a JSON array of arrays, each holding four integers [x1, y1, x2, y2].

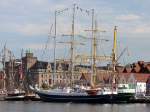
[[31, 4, 135, 103], [0, 45, 25, 101]]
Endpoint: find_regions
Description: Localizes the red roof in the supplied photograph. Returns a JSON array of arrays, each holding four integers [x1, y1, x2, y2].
[[119, 73, 150, 82]]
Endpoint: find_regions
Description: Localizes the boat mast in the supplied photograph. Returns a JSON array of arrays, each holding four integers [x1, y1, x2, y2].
[[91, 9, 96, 87], [53, 10, 57, 86], [85, 9, 97, 87], [10, 52, 14, 91], [53, 7, 69, 86], [2, 45, 6, 91], [70, 4, 76, 85], [19, 49, 24, 92]]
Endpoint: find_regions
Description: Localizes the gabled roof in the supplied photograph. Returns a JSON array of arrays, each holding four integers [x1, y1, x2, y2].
[[50, 62, 69, 71], [115, 66, 124, 73], [119, 73, 150, 83], [30, 61, 49, 70], [123, 61, 150, 73]]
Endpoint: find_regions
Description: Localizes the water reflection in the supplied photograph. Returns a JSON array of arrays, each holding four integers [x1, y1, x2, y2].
[[0, 101, 150, 112]]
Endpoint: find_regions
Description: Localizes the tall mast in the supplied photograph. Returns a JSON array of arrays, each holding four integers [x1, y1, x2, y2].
[[91, 10, 102, 87], [19, 49, 24, 91], [70, 4, 76, 85], [10, 52, 14, 91], [2, 45, 6, 90], [91, 9, 96, 87], [85, 9, 108, 87], [84, 9, 96, 87], [53, 10, 57, 86]]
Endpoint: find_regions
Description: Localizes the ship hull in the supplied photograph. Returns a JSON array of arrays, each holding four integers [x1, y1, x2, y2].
[[35, 91, 134, 103], [4, 92, 25, 101], [113, 93, 135, 103], [4, 95, 25, 101]]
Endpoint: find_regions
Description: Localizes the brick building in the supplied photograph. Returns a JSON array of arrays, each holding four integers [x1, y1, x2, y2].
[[29, 61, 51, 88]]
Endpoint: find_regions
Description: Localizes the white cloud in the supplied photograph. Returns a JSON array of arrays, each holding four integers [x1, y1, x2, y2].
[[0, 23, 50, 36], [0, 0, 150, 63], [133, 25, 150, 34], [25, 43, 44, 50], [115, 24, 150, 39], [17, 24, 49, 36], [0, 0, 18, 7], [116, 14, 141, 21], [122, 24, 150, 34], [24, 42, 67, 50]]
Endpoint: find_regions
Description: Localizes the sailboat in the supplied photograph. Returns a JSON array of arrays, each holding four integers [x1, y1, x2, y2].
[[31, 5, 135, 103], [2, 48, 25, 101]]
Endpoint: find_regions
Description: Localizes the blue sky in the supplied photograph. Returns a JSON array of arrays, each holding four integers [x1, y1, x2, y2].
[[0, 0, 150, 65]]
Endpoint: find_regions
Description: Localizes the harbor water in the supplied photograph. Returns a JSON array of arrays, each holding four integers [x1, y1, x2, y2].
[[0, 101, 150, 112]]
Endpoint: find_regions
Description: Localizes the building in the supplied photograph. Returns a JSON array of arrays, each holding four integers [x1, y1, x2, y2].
[[146, 76, 150, 95], [50, 61, 82, 87], [5, 51, 51, 90], [29, 61, 51, 88], [4, 50, 150, 92], [116, 61, 150, 74], [22, 51, 52, 89], [118, 73, 150, 95]]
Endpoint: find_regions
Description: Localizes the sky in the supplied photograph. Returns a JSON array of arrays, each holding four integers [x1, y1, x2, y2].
[[0, 0, 150, 65]]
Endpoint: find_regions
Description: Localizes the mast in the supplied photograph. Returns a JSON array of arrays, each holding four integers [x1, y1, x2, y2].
[[19, 49, 23, 91], [53, 6, 72, 86], [10, 52, 14, 91], [85, 9, 97, 87], [53, 10, 57, 86], [70, 4, 76, 85], [2, 45, 6, 91], [91, 9, 96, 87], [84, 9, 109, 87]]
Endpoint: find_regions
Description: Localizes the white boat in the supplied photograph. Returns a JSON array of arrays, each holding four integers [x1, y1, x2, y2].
[[4, 89, 25, 101]]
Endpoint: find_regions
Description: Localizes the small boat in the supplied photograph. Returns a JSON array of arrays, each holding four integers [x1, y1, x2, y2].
[[4, 89, 25, 101], [24, 93, 41, 101], [0, 89, 7, 101]]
